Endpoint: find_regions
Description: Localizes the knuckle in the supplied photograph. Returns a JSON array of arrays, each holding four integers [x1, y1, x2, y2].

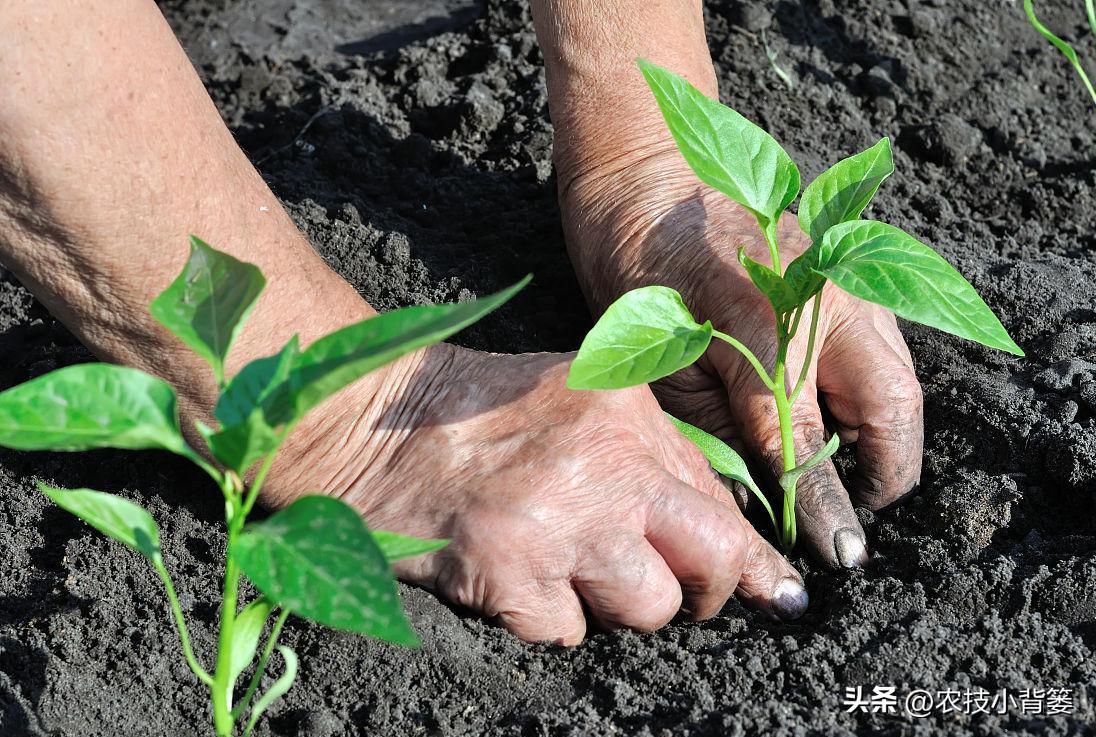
[[434, 553, 496, 616], [878, 369, 924, 415], [752, 424, 788, 465], [627, 580, 683, 632], [791, 418, 828, 453]]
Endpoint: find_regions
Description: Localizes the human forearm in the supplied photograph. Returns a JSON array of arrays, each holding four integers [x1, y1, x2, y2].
[[529, 0, 765, 311], [530, 0, 716, 188], [0, 0, 373, 422]]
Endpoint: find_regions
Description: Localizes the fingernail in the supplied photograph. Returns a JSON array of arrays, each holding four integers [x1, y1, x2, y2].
[[771, 577, 809, 621], [834, 527, 868, 568]]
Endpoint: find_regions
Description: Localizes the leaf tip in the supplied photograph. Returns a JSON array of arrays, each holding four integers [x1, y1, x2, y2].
[[393, 621, 422, 648], [36, 480, 61, 499]]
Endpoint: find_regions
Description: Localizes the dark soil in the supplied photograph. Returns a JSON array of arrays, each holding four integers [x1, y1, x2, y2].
[[3, 0, 1096, 734]]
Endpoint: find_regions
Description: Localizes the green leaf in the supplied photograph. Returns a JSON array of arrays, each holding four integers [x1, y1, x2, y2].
[[637, 58, 800, 230], [372, 531, 449, 562], [231, 495, 418, 645], [813, 221, 1024, 356], [207, 421, 279, 475], [229, 598, 275, 684], [0, 364, 195, 459], [567, 286, 712, 390], [273, 277, 529, 424], [207, 337, 299, 472], [39, 483, 161, 562], [798, 138, 894, 243], [149, 236, 266, 385], [243, 645, 298, 737], [665, 414, 775, 530], [214, 337, 299, 429], [778, 434, 840, 497], [737, 248, 803, 315], [1023, 0, 1096, 107], [782, 245, 827, 304]]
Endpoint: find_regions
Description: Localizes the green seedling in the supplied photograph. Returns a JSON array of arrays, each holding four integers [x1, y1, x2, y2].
[[760, 29, 795, 91], [0, 237, 527, 736], [1024, 0, 1096, 108], [567, 60, 1023, 551]]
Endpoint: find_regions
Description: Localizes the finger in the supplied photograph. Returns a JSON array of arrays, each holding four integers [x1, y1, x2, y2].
[[728, 376, 869, 569], [424, 551, 587, 646], [870, 306, 915, 372], [495, 582, 588, 646], [571, 533, 682, 633], [646, 472, 807, 621], [818, 322, 924, 511], [734, 520, 810, 621]]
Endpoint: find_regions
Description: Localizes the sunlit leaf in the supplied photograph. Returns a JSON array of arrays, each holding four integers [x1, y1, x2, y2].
[[243, 646, 298, 736], [638, 58, 799, 230], [568, 286, 712, 390], [813, 221, 1024, 356], [274, 278, 529, 424], [737, 249, 803, 315], [39, 483, 161, 562], [798, 138, 894, 242], [232, 495, 417, 645], [372, 531, 449, 562], [0, 364, 194, 460], [207, 337, 299, 472], [149, 236, 265, 385], [665, 414, 775, 530]]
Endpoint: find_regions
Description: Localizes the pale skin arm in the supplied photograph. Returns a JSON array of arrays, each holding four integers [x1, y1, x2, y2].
[[531, 0, 925, 567], [0, 0, 809, 644], [0, 0, 374, 422]]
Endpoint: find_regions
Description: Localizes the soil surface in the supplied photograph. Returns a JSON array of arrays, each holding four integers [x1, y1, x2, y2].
[[3, 0, 1096, 735]]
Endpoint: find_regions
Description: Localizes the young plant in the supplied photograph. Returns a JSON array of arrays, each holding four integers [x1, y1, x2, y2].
[[1024, 0, 1096, 109], [567, 60, 1023, 551], [0, 237, 527, 736]]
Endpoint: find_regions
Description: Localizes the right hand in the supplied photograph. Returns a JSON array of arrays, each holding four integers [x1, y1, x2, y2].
[[269, 345, 808, 644]]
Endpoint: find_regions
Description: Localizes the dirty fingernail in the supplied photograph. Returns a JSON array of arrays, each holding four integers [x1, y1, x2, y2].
[[771, 576, 809, 620], [834, 527, 868, 568]]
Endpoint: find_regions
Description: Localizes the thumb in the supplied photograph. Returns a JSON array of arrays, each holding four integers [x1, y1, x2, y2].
[[726, 365, 869, 569]]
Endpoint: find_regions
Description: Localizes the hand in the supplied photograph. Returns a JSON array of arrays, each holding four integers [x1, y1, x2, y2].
[[559, 149, 924, 568], [268, 345, 808, 644]]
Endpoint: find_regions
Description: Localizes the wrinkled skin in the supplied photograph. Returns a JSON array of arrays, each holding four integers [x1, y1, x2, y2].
[[559, 149, 926, 567], [269, 346, 808, 645]]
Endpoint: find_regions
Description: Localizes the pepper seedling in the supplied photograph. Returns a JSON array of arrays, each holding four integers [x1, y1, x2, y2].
[[1023, 0, 1096, 110], [567, 60, 1023, 551], [0, 237, 527, 736]]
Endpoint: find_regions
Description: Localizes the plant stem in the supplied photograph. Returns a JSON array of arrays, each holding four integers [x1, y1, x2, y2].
[[1023, 0, 1096, 107], [789, 293, 822, 405], [770, 339, 798, 550], [211, 533, 242, 736], [786, 303, 804, 339], [763, 223, 781, 272], [209, 444, 286, 735], [711, 330, 776, 390], [240, 437, 288, 520], [211, 471, 247, 737], [232, 608, 290, 722], [1087, 0, 1096, 40], [187, 450, 227, 489], [153, 559, 213, 686]]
